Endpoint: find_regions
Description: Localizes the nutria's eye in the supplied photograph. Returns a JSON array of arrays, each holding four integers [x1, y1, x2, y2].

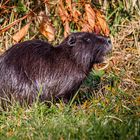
[[84, 38, 91, 43]]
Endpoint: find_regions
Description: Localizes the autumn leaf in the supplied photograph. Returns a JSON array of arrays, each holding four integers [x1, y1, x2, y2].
[[81, 22, 92, 32], [64, 20, 70, 37], [39, 16, 56, 41], [58, 6, 67, 22], [58, 0, 69, 22], [66, 0, 81, 23], [72, 9, 81, 23], [96, 10, 110, 36], [94, 23, 101, 34], [66, 0, 72, 12], [57, 1, 110, 37], [85, 4, 96, 29], [58, 0, 71, 37], [12, 22, 31, 43]]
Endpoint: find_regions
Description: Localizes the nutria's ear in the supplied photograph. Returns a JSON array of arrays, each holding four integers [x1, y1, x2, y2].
[[68, 34, 76, 46]]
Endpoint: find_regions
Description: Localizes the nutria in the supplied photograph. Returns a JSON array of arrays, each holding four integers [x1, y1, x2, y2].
[[0, 32, 112, 105]]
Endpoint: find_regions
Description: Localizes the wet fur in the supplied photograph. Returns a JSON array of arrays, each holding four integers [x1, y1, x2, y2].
[[0, 32, 111, 105]]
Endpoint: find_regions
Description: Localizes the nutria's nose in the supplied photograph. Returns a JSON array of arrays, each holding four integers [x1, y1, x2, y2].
[[106, 38, 112, 52], [107, 38, 111, 45]]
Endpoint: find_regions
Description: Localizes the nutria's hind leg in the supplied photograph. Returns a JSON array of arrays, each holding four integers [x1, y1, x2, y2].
[[55, 92, 75, 104]]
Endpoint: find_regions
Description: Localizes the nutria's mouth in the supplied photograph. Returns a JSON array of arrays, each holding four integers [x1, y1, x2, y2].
[[104, 43, 112, 54], [94, 44, 112, 64], [102, 45, 112, 59]]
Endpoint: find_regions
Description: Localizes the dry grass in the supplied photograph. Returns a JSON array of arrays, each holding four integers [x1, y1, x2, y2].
[[111, 18, 140, 94]]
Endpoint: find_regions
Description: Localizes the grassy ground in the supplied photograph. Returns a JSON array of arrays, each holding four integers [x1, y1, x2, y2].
[[0, 0, 140, 139], [0, 101, 140, 140]]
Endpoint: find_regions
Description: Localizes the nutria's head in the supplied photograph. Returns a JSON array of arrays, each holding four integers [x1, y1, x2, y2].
[[60, 32, 112, 70]]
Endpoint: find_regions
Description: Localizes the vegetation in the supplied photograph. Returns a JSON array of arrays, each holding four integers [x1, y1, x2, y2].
[[0, 0, 140, 139]]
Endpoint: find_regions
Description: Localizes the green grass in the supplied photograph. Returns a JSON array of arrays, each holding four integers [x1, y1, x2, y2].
[[0, 99, 140, 140]]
